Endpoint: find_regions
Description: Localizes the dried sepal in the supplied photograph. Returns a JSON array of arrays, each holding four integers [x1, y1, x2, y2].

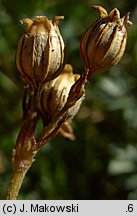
[[92, 5, 108, 18], [58, 120, 76, 141]]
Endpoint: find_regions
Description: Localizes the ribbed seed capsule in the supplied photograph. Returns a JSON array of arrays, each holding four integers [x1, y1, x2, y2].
[[80, 6, 132, 78], [38, 64, 85, 125], [16, 16, 65, 88]]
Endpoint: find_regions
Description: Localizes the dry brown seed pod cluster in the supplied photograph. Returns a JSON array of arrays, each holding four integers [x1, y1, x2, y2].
[[15, 6, 132, 139]]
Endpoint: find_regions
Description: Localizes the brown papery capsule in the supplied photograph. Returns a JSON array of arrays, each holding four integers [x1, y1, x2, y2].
[[38, 64, 85, 125], [80, 6, 132, 79], [16, 16, 65, 88]]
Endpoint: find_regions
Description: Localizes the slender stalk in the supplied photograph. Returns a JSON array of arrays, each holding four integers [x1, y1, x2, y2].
[[6, 169, 29, 200], [6, 141, 37, 200], [6, 107, 38, 199]]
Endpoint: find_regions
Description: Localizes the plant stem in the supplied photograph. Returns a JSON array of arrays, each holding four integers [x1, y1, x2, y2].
[[6, 169, 28, 200], [6, 109, 38, 200]]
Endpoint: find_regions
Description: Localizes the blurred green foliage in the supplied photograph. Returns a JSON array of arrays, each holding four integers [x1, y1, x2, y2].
[[0, 0, 137, 199]]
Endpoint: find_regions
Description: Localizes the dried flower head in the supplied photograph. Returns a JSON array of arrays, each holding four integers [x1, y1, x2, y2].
[[80, 6, 132, 78], [38, 64, 85, 125], [16, 16, 65, 88]]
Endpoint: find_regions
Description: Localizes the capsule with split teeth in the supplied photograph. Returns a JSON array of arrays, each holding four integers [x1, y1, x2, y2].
[[80, 6, 132, 79], [16, 16, 65, 88]]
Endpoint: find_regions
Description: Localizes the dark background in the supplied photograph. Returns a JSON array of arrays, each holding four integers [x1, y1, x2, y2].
[[0, 0, 137, 199]]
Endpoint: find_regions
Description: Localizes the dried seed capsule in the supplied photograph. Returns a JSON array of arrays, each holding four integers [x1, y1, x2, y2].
[[80, 6, 132, 78], [38, 64, 85, 125], [16, 16, 65, 88]]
